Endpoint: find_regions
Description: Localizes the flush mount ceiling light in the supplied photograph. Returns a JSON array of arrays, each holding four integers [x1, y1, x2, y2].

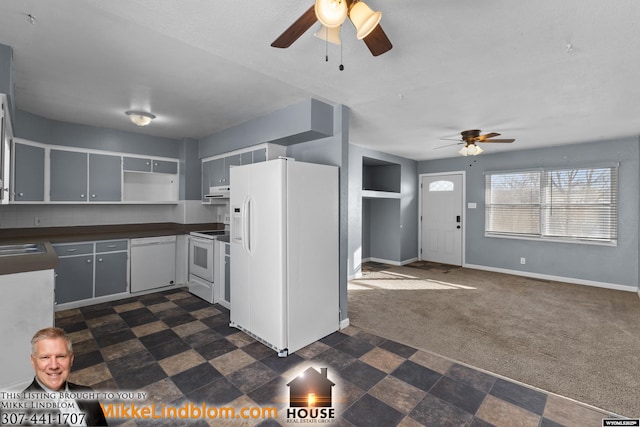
[[125, 111, 156, 127], [458, 144, 484, 156]]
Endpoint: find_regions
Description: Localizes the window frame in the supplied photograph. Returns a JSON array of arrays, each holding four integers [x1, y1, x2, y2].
[[484, 165, 618, 246]]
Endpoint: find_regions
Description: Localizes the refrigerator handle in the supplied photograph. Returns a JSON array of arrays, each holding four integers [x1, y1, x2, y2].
[[245, 195, 256, 255], [242, 196, 250, 254]]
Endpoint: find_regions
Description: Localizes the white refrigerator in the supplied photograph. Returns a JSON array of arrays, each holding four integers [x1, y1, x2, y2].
[[229, 158, 339, 356]]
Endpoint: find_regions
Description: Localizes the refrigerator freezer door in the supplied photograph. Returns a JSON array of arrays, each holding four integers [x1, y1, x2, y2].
[[230, 160, 287, 350]]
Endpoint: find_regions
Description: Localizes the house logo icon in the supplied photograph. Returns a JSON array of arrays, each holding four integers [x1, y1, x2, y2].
[[286, 367, 336, 420]]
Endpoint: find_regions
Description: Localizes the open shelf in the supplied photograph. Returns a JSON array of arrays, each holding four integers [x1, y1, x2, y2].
[[362, 156, 401, 193]]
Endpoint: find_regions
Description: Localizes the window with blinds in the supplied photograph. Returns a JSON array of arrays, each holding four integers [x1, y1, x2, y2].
[[485, 166, 618, 244]]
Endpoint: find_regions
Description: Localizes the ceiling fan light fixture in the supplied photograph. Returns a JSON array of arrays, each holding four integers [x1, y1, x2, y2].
[[349, 1, 382, 39], [315, 0, 348, 28], [459, 144, 483, 156], [125, 110, 155, 127], [314, 24, 341, 45]]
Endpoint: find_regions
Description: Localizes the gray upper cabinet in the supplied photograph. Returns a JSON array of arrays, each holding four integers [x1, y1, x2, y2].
[[206, 157, 225, 187], [123, 156, 152, 172], [201, 144, 286, 201], [224, 155, 241, 184], [89, 153, 121, 201], [13, 142, 45, 201], [123, 157, 177, 174], [50, 149, 88, 201], [240, 151, 253, 165], [50, 150, 121, 202], [252, 148, 267, 163], [152, 160, 178, 174], [11, 140, 180, 204]]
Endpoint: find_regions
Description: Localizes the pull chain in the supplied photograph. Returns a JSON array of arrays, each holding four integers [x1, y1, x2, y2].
[[325, 26, 329, 62]]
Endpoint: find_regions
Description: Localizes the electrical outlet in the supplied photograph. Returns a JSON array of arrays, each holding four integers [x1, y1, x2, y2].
[[520, 257, 526, 265], [34, 216, 41, 226]]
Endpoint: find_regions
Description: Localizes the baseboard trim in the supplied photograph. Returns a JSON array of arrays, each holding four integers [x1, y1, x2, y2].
[[361, 257, 418, 267], [351, 257, 420, 279], [339, 318, 350, 329], [464, 263, 637, 293]]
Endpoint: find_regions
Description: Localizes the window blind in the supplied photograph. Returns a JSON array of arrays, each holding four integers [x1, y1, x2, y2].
[[485, 166, 618, 244]]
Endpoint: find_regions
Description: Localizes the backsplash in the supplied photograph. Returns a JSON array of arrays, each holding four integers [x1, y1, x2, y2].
[[0, 201, 228, 228]]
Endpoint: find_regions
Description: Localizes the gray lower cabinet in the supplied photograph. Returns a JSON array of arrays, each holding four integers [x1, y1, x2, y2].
[[55, 255, 94, 304], [53, 240, 128, 306], [13, 142, 45, 201], [95, 252, 128, 297]]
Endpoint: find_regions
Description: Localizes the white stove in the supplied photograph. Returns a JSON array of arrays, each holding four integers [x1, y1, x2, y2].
[[190, 230, 227, 240], [188, 230, 227, 303]]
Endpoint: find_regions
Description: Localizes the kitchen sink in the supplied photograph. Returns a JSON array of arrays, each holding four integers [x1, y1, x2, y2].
[[0, 243, 47, 257]]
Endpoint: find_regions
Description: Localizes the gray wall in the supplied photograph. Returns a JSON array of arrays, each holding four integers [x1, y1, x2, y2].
[[15, 110, 181, 159], [0, 43, 15, 119], [348, 144, 419, 276], [199, 98, 333, 158], [198, 99, 351, 322], [418, 137, 639, 289]]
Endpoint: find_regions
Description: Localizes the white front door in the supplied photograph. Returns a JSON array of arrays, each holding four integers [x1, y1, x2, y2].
[[420, 173, 464, 265]]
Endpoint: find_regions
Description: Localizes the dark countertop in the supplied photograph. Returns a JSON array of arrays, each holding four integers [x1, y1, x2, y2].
[[0, 222, 224, 275]]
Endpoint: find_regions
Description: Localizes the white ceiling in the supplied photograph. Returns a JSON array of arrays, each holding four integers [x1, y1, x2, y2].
[[1, 0, 639, 161]]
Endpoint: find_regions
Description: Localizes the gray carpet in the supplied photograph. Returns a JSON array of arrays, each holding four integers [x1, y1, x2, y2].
[[348, 263, 640, 417]]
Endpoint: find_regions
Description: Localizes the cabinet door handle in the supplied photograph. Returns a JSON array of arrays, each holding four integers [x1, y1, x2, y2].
[[107, 244, 117, 248], [86, 259, 92, 263], [18, 192, 24, 197], [91, 194, 96, 198], [66, 249, 77, 253], [80, 194, 86, 198], [98, 258, 103, 262]]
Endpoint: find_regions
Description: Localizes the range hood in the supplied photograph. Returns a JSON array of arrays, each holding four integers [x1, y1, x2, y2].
[[204, 186, 230, 201]]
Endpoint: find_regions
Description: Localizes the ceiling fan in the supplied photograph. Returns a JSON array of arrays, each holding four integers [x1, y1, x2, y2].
[[271, 0, 392, 57], [437, 129, 515, 156]]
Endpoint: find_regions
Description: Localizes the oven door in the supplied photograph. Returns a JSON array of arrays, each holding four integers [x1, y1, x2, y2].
[[189, 236, 215, 283]]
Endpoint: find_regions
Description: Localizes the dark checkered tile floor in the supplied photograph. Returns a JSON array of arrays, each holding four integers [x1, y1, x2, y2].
[[55, 289, 613, 426]]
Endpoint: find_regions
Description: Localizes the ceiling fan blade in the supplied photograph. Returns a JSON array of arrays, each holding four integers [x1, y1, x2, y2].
[[362, 24, 393, 56], [434, 142, 463, 149], [477, 132, 500, 141], [481, 138, 515, 143], [271, 5, 317, 48]]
